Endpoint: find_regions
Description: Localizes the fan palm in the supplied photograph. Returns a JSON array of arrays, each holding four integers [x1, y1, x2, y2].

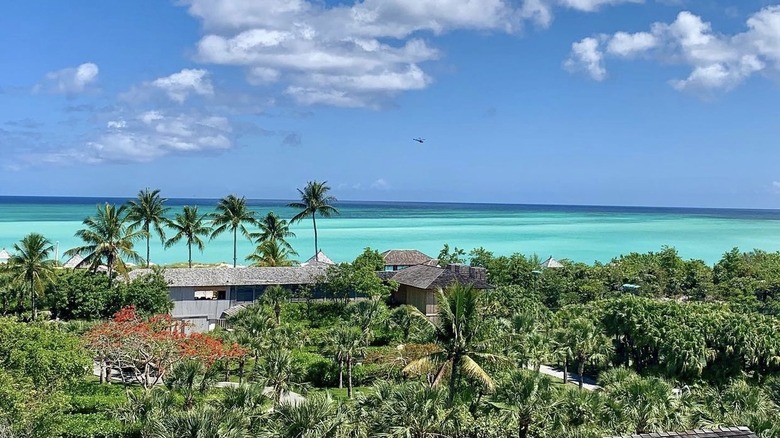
[[65, 203, 144, 287], [403, 282, 500, 404], [265, 393, 346, 438], [165, 206, 210, 268], [491, 370, 557, 438], [126, 188, 169, 268], [8, 233, 56, 320], [246, 240, 298, 267], [210, 195, 258, 267], [288, 181, 338, 258]]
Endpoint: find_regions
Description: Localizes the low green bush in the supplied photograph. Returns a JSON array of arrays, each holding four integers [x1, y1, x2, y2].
[[57, 413, 138, 438], [291, 350, 337, 387]]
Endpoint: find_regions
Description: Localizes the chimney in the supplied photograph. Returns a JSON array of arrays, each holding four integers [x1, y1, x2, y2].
[[469, 266, 487, 281]]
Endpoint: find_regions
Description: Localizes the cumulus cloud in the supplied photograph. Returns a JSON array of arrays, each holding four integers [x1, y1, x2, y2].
[[35, 63, 99, 95], [565, 37, 606, 80], [150, 69, 214, 102], [38, 111, 233, 164], [181, 0, 643, 106], [565, 6, 780, 92]]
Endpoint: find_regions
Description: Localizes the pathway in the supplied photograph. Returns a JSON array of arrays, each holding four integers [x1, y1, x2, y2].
[[535, 364, 602, 391]]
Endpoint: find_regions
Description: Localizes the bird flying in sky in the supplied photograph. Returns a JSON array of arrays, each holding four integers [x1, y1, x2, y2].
[[413, 137, 425, 143]]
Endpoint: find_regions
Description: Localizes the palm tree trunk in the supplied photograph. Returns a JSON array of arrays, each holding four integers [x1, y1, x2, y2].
[[347, 357, 353, 399], [562, 357, 568, 385], [146, 233, 151, 268], [338, 359, 343, 389], [233, 227, 238, 267], [188, 242, 192, 268], [448, 356, 460, 405], [30, 278, 36, 320], [311, 214, 318, 257], [578, 360, 585, 389]]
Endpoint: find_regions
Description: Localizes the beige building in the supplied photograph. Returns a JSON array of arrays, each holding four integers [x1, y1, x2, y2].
[[387, 263, 490, 318]]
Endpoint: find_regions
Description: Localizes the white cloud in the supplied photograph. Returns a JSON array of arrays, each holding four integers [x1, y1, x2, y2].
[[370, 178, 390, 190], [35, 63, 99, 95], [566, 6, 780, 93], [565, 37, 607, 80], [181, 0, 644, 106], [151, 69, 214, 102], [38, 111, 233, 164]]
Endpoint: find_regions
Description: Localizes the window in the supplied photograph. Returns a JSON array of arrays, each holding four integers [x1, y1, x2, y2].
[[194, 290, 217, 300], [217, 290, 226, 300]]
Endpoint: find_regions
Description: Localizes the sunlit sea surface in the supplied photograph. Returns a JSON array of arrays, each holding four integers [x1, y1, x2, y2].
[[2, 196, 780, 266]]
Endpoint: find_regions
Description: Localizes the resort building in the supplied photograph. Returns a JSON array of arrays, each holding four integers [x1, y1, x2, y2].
[[0, 248, 10, 264], [387, 263, 491, 318], [129, 266, 327, 332], [381, 249, 438, 271]]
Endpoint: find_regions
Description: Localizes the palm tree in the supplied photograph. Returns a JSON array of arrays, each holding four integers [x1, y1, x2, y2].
[[125, 188, 169, 268], [256, 349, 297, 406], [210, 195, 258, 268], [252, 211, 296, 251], [165, 206, 210, 268], [330, 324, 365, 398], [265, 393, 346, 438], [246, 240, 298, 267], [261, 285, 291, 325], [8, 233, 56, 320], [65, 203, 144, 287], [403, 282, 499, 404], [491, 370, 557, 438], [288, 181, 338, 258], [565, 317, 613, 389]]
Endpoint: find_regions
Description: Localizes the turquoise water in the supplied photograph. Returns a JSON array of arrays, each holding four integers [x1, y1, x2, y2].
[[2, 197, 780, 266]]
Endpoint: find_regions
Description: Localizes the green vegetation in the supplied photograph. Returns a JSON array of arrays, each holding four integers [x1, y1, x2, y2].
[[289, 180, 339, 258], [4, 189, 780, 436]]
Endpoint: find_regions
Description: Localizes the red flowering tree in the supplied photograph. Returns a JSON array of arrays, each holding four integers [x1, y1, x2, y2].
[[84, 306, 245, 389]]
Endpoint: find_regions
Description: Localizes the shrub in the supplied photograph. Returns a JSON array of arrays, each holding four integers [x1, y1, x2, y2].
[[291, 350, 337, 387], [57, 413, 138, 438]]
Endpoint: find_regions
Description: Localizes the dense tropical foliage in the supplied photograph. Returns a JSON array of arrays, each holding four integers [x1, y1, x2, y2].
[[4, 188, 780, 437]]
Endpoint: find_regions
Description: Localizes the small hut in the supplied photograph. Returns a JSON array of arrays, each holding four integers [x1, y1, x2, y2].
[[0, 248, 10, 264], [300, 250, 334, 267], [540, 256, 563, 269]]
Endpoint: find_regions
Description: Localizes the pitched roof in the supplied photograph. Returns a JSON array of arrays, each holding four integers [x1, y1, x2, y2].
[[301, 250, 334, 267], [0, 248, 11, 262], [128, 266, 327, 288], [390, 264, 490, 290], [604, 427, 757, 438], [540, 256, 564, 268], [62, 254, 85, 269], [382, 249, 434, 266]]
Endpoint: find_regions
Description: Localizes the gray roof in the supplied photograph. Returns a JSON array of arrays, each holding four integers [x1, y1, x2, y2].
[[301, 250, 335, 267], [129, 266, 327, 288], [604, 427, 757, 438], [541, 256, 564, 269], [62, 254, 85, 269], [382, 249, 434, 266], [390, 264, 491, 290]]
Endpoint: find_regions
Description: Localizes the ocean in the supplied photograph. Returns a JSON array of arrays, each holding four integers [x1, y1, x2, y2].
[[1, 196, 780, 266]]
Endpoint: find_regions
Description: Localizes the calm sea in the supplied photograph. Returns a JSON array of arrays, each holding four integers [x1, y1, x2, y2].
[[1, 196, 780, 266]]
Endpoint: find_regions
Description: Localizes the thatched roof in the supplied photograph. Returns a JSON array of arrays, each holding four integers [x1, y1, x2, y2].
[[62, 254, 85, 269], [301, 250, 334, 267], [128, 266, 327, 288], [382, 249, 434, 266], [390, 264, 490, 290], [604, 427, 756, 438], [540, 256, 563, 269]]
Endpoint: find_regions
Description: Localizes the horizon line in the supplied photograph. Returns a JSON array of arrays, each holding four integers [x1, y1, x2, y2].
[[1, 194, 779, 213]]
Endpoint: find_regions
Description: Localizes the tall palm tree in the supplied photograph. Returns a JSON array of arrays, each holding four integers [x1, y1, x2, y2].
[[8, 233, 56, 320], [252, 211, 296, 251], [125, 188, 169, 268], [164, 206, 210, 268], [403, 282, 499, 404], [210, 195, 258, 268], [246, 240, 298, 267], [288, 181, 338, 258], [65, 203, 144, 287]]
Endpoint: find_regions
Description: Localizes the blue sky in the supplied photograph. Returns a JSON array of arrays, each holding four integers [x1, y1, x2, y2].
[[1, 0, 780, 208]]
